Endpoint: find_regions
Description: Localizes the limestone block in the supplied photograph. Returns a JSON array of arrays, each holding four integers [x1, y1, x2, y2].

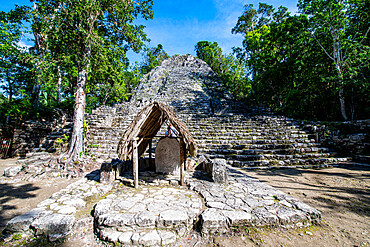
[[23, 164, 43, 175], [139, 230, 161, 246], [3, 166, 22, 177], [205, 158, 228, 183], [292, 201, 321, 220], [31, 213, 75, 236], [118, 231, 133, 244], [99, 229, 121, 243], [135, 211, 158, 227], [200, 208, 228, 234], [57, 206, 76, 215], [6, 208, 51, 232], [276, 206, 307, 225], [98, 213, 135, 227], [252, 207, 279, 226], [159, 209, 188, 227], [158, 230, 177, 245], [155, 137, 180, 175], [100, 163, 113, 183], [63, 198, 86, 208], [221, 210, 252, 226]]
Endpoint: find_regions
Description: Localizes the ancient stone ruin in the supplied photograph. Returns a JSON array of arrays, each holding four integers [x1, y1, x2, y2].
[[3, 54, 366, 246]]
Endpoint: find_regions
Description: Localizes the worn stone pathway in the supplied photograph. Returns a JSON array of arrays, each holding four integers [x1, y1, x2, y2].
[[188, 167, 321, 235], [4, 166, 321, 246]]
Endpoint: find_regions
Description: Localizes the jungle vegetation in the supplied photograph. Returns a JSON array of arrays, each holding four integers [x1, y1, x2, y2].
[[0, 0, 369, 160]]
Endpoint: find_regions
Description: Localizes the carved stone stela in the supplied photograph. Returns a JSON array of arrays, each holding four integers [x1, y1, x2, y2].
[[155, 137, 180, 175]]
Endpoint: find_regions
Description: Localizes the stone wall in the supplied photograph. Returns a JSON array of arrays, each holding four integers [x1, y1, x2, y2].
[[11, 113, 71, 157], [303, 119, 370, 162]]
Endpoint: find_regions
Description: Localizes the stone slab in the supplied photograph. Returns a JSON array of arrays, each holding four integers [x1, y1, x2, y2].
[[155, 137, 180, 175], [31, 213, 75, 236], [6, 208, 51, 232]]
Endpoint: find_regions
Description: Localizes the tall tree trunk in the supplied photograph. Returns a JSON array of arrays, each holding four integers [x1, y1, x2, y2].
[[32, 79, 40, 110], [6, 73, 13, 125], [335, 63, 348, 120], [338, 84, 348, 120], [32, 2, 43, 111], [66, 64, 88, 161], [57, 65, 62, 105]]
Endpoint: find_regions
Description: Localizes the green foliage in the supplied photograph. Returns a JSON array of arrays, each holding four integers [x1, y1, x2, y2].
[[195, 41, 250, 100], [11, 232, 22, 240], [232, 1, 369, 120], [0, 8, 36, 125], [140, 44, 169, 75], [54, 133, 69, 152], [83, 119, 89, 139], [0, 0, 154, 130]]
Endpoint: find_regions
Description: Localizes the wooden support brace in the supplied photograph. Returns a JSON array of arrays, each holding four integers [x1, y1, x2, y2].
[[133, 139, 139, 189], [180, 138, 185, 186], [149, 140, 152, 168]]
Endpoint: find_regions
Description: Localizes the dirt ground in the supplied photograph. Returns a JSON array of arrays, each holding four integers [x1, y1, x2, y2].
[[0, 159, 77, 232], [210, 165, 370, 247], [0, 158, 369, 246]]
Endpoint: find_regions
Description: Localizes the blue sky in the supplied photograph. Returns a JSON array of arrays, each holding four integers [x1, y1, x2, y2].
[[2, 0, 299, 64]]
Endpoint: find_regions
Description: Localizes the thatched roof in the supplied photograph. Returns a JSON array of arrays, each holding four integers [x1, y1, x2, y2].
[[117, 101, 197, 160]]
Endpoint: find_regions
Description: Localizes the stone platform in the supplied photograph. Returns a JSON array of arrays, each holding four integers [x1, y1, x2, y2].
[[94, 166, 321, 245], [4, 166, 321, 246], [189, 167, 321, 234], [95, 185, 203, 245]]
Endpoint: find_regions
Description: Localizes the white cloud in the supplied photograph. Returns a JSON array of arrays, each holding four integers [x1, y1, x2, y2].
[[17, 40, 32, 49]]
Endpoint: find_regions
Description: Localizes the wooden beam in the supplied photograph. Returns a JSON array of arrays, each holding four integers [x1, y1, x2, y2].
[[133, 139, 139, 189], [180, 138, 185, 186], [149, 139, 152, 168]]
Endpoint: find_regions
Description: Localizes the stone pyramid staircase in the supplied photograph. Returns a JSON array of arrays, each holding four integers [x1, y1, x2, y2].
[[38, 119, 74, 153], [85, 104, 134, 161], [181, 113, 349, 168], [84, 103, 350, 168]]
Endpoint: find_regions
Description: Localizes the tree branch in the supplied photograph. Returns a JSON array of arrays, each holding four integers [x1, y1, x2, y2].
[[300, 21, 334, 61]]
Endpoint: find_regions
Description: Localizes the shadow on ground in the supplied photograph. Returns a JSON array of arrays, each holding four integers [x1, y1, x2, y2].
[[244, 164, 370, 217], [0, 183, 40, 228]]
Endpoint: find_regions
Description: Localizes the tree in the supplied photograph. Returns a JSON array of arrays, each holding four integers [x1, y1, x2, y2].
[[140, 44, 169, 74], [195, 41, 249, 100], [232, 2, 369, 120], [32, 0, 153, 162], [0, 20, 22, 106], [298, 0, 370, 120], [0, 6, 34, 124]]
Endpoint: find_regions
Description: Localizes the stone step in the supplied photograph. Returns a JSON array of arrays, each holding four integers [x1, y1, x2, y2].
[[192, 134, 310, 141], [228, 157, 351, 168], [205, 152, 333, 162], [84, 107, 345, 169], [195, 139, 315, 146], [202, 147, 329, 155]]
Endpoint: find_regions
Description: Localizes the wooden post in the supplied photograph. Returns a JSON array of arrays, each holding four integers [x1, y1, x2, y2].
[[149, 139, 152, 168], [180, 138, 185, 186], [133, 139, 139, 189]]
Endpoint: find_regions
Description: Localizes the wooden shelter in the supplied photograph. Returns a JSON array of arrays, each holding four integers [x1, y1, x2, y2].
[[117, 101, 197, 188]]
